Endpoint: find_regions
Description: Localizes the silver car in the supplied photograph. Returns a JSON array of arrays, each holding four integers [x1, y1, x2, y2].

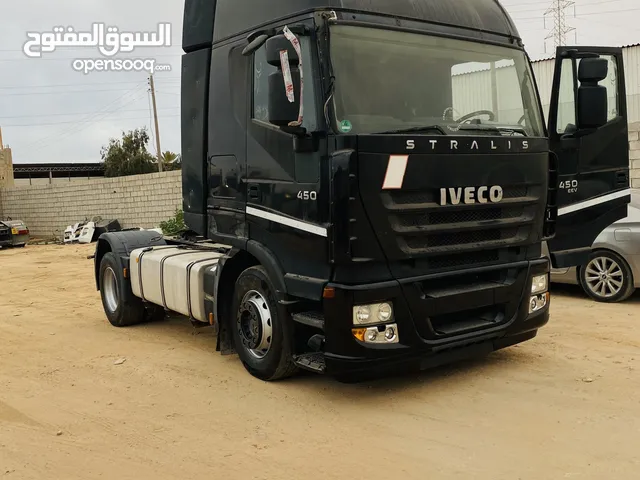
[[551, 189, 640, 302]]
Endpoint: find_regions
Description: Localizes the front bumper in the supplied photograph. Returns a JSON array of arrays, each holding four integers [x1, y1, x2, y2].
[[322, 258, 550, 376]]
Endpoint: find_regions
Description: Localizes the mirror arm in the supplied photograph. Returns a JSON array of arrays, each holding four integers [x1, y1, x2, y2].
[[280, 125, 307, 136]]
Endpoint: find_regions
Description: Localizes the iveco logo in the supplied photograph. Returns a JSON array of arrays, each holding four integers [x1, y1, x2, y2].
[[439, 186, 503, 206]]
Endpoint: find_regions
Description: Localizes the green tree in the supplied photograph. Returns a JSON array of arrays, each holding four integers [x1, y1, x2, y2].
[[101, 128, 157, 177]]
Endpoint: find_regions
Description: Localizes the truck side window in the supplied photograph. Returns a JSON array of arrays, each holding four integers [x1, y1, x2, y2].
[[253, 46, 273, 123], [252, 37, 317, 132], [556, 55, 620, 135], [556, 58, 576, 134], [601, 55, 619, 121]]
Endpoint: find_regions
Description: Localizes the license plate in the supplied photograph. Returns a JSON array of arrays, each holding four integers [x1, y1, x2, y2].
[[11, 228, 18, 235]]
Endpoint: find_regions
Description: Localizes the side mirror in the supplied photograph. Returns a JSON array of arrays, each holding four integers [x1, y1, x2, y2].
[[265, 35, 302, 130], [576, 57, 608, 130]]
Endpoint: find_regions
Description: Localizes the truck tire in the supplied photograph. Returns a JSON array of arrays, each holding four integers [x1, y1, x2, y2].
[[99, 252, 164, 327], [231, 266, 297, 381], [579, 250, 635, 303]]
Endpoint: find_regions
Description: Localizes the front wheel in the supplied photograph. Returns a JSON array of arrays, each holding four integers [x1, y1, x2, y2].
[[579, 250, 635, 303], [231, 266, 297, 381]]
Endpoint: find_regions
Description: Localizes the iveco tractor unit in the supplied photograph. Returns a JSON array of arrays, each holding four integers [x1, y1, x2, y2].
[[93, 0, 631, 381]]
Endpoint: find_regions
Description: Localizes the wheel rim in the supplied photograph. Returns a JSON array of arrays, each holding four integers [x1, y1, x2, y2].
[[237, 290, 273, 359], [103, 267, 119, 313], [584, 256, 624, 298]]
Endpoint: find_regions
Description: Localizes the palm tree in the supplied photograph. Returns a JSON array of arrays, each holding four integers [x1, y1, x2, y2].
[[161, 151, 181, 170]]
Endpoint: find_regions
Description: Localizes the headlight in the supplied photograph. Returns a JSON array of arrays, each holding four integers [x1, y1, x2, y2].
[[531, 274, 548, 295], [352, 302, 393, 326]]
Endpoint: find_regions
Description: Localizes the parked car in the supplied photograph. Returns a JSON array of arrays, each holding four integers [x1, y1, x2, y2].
[[551, 190, 640, 303], [0, 219, 30, 249]]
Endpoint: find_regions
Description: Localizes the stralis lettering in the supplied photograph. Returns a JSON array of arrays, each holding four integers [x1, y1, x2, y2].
[[406, 138, 529, 151], [440, 186, 503, 206]]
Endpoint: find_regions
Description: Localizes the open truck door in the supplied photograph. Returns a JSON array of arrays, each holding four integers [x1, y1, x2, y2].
[[547, 46, 631, 268]]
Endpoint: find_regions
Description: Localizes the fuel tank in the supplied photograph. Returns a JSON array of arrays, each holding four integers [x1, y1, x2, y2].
[[129, 246, 224, 322]]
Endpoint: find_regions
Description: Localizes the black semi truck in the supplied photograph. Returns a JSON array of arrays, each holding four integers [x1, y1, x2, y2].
[[93, 0, 631, 381]]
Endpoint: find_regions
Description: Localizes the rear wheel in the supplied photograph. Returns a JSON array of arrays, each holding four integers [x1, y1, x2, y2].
[[99, 252, 164, 327], [231, 266, 297, 381], [579, 250, 635, 303]]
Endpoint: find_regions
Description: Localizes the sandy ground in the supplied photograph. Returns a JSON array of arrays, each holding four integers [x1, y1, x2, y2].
[[0, 244, 639, 479]]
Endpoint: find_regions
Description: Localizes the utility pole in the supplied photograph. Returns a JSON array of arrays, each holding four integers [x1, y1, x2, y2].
[[148, 74, 163, 172], [544, 0, 576, 53]]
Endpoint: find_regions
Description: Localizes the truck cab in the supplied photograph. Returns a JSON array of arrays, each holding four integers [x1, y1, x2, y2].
[[94, 0, 630, 381]]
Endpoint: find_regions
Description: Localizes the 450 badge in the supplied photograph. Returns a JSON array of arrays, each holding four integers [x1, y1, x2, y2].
[[559, 179, 578, 194]]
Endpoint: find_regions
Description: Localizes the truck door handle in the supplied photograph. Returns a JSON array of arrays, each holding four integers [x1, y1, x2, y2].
[[248, 185, 260, 200], [615, 171, 628, 186]]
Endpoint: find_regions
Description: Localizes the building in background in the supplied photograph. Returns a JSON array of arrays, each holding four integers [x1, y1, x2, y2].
[[531, 44, 640, 124], [0, 128, 14, 188], [451, 44, 640, 126], [12, 163, 105, 186]]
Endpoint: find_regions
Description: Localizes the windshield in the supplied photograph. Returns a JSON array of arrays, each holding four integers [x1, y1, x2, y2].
[[329, 25, 545, 137]]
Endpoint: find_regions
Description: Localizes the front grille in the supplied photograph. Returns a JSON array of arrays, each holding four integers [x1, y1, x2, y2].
[[398, 207, 524, 227], [426, 250, 500, 269], [383, 185, 540, 266], [405, 228, 519, 250]]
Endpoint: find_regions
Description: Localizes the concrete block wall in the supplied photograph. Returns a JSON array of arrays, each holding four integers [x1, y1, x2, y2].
[[0, 148, 14, 188], [0, 171, 182, 238], [630, 122, 640, 189]]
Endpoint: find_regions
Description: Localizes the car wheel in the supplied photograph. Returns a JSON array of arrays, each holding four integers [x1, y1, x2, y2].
[[579, 250, 635, 303], [231, 266, 297, 381]]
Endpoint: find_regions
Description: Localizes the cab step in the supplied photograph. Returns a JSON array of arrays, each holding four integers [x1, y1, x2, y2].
[[292, 311, 324, 330], [293, 352, 326, 373]]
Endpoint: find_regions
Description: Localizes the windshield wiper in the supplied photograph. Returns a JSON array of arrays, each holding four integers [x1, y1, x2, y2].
[[457, 124, 528, 136], [376, 125, 447, 135]]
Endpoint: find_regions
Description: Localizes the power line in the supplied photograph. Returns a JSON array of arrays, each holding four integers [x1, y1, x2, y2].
[[1, 114, 179, 128], [0, 77, 179, 90], [3, 86, 178, 96], [504, 0, 630, 11], [511, 6, 640, 21], [0, 107, 178, 120], [20, 85, 147, 153]]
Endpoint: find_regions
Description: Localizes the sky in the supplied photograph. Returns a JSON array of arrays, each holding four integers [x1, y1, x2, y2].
[[0, 0, 639, 165]]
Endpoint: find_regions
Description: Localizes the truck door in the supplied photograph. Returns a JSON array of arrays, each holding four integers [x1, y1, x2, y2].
[[547, 46, 630, 268]]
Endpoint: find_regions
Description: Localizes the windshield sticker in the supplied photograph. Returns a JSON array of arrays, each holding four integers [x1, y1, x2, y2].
[[339, 120, 352, 133]]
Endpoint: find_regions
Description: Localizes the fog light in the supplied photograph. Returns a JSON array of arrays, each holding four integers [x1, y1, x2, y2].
[[529, 292, 549, 314], [384, 326, 396, 341], [531, 274, 549, 295], [352, 323, 399, 344]]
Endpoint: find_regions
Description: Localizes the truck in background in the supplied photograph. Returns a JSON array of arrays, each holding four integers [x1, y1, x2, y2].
[[92, 0, 631, 381]]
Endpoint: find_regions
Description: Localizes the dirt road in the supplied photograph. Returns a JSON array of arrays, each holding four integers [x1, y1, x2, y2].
[[1, 244, 639, 479]]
